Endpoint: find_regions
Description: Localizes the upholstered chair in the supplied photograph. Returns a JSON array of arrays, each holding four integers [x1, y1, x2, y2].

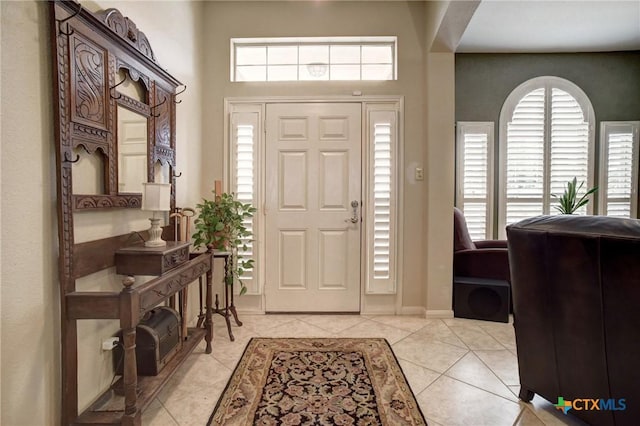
[[453, 207, 510, 282], [507, 215, 640, 425]]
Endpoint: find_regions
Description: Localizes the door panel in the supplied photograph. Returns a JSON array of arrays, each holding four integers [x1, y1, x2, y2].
[[279, 230, 307, 289], [265, 103, 361, 312], [279, 151, 308, 210]]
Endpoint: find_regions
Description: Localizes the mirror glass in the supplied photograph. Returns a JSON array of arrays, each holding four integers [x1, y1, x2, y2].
[[116, 70, 148, 194], [117, 105, 148, 193]]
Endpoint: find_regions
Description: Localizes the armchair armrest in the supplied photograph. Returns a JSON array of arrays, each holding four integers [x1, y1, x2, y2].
[[474, 240, 508, 249], [454, 248, 511, 282]]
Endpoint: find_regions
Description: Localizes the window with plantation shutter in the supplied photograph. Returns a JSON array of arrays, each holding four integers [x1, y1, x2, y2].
[[230, 108, 260, 294], [366, 106, 397, 294], [599, 121, 640, 218], [456, 122, 494, 240], [499, 77, 595, 237]]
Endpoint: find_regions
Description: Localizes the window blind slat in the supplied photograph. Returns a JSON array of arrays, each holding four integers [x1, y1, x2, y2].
[[235, 123, 256, 279], [506, 88, 545, 200], [550, 88, 589, 195], [457, 122, 493, 240], [600, 122, 639, 218], [373, 122, 392, 278]]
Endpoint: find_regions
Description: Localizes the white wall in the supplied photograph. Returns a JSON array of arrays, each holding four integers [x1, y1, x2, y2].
[[1, 2, 59, 423], [0, 0, 204, 423], [201, 0, 431, 312], [424, 1, 456, 316]]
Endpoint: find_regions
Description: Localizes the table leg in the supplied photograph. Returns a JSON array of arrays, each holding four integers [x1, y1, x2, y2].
[[122, 326, 139, 421], [196, 276, 205, 328], [205, 258, 213, 354], [229, 301, 242, 327], [228, 254, 243, 327], [181, 287, 188, 340], [120, 276, 140, 425], [223, 271, 235, 342]]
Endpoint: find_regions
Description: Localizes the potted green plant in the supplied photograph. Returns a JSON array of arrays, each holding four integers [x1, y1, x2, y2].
[[192, 192, 256, 295], [552, 177, 598, 214]]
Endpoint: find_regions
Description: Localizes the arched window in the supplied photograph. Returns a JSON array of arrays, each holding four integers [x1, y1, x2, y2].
[[498, 76, 595, 235]]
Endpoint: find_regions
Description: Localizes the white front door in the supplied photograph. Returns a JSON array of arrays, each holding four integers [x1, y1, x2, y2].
[[265, 103, 362, 312]]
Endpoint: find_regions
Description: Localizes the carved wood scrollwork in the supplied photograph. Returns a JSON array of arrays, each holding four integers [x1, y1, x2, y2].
[[70, 35, 107, 129], [163, 246, 189, 270], [52, 0, 182, 212], [139, 258, 210, 313], [116, 59, 151, 91], [118, 94, 151, 117], [73, 194, 142, 210], [99, 8, 156, 62]]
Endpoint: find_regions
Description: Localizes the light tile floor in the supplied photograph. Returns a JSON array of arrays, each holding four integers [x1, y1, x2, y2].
[[143, 315, 587, 426]]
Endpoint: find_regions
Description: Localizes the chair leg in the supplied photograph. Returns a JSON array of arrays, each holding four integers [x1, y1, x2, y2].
[[519, 387, 535, 402]]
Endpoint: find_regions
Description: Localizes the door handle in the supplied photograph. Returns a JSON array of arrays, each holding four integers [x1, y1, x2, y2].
[[345, 200, 359, 224]]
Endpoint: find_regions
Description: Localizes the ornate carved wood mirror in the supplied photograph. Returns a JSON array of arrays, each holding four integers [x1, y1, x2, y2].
[[52, 0, 181, 211], [51, 2, 190, 423]]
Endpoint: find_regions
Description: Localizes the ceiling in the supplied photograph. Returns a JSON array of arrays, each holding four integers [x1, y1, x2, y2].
[[457, 0, 640, 53]]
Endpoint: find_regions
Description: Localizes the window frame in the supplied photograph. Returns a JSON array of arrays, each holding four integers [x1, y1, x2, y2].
[[498, 76, 595, 237], [227, 103, 264, 295], [224, 97, 403, 306], [364, 104, 399, 294], [230, 37, 398, 82], [455, 121, 495, 240], [598, 121, 640, 218]]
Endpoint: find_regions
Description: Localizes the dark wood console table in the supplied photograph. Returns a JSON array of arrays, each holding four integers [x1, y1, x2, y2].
[[66, 248, 213, 424]]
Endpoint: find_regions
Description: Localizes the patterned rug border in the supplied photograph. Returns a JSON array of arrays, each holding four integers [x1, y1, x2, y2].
[[208, 337, 427, 425]]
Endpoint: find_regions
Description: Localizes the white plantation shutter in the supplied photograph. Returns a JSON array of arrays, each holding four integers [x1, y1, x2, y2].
[[550, 88, 590, 214], [456, 122, 494, 240], [599, 122, 640, 218], [231, 110, 260, 293], [499, 77, 594, 236], [373, 123, 391, 278], [505, 88, 545, 223], [366, 107, 397, 294]]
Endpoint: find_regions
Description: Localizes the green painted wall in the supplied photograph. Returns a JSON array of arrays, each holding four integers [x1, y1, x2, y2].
[[455, 52, 640, 124]]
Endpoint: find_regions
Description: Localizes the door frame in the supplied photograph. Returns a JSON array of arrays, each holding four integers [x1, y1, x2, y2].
[[223, 96, 405, 315]]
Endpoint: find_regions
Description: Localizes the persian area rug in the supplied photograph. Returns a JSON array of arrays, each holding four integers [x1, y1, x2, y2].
[[208, 337, 427, 425]]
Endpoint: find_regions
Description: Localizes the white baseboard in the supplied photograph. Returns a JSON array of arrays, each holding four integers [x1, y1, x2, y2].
[[398, 306, 427, 317], [425, 309, 454, 319], [360, 306, 396, 316]]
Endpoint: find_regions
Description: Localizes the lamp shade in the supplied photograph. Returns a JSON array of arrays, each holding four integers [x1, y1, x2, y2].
[[141, 182, 171, 212]]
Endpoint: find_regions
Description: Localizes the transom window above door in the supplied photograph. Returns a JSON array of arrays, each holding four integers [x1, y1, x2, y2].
[[231, 37, 397, 82]]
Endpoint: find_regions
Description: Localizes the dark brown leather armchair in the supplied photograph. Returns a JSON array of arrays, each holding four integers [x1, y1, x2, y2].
[[453, 207, 510, 282], [507, 215, 640, 425]]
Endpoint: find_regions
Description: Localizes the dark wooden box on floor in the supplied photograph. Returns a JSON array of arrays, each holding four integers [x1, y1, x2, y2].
[[113, 306, 182, 376], [453, 276, 510, 323]]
